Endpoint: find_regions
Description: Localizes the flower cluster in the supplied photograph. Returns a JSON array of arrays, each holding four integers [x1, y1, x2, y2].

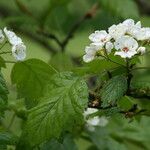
[[0, 27, 26, 61], [83, 19, 150, 62], [84, 108, 108, 131]]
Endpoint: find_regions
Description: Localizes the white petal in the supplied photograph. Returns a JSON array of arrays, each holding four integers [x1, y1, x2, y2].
[[137, 46, 146, 54], [12, 43, 26, 61], [83, 54, 94, 63], [4, 27, 22, 45], [108, 23, 127, 40], [89, 30, 111, 43], [105, 41, 114, 53]]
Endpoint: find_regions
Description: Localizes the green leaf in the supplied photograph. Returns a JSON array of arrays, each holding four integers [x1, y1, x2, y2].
[[0, 72, 9, 116], [40, 134, 77, 150], [0, 132, 17, 145], [101, 75, 127, 107], [24, 72, 88, 146], [11, 59, 55, 100], [74, 59, 119, 76], [99, 0, 139, 19], [0, 56, 6, 68], [117, 96, 135, 110]]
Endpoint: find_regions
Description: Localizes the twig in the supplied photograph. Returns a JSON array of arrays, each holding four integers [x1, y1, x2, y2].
[[61, 3, 99, 52], [38, 3, 99, 52], [132, 67, 150, 71], [0, 51, 12, 55]]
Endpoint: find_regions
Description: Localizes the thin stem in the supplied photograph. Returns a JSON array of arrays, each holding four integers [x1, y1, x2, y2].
[[7, 113, 16, 130], [5, 60, 16, 63], [126, 59, 133, 93], [132, 67, 150, 71], [0, 51, 12, 55]]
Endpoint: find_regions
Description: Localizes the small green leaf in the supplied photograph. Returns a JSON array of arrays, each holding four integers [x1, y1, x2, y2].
[[117, 96, 135, 110], [101, 76, 127, 107], [74, 59, 118, 76], [11, 59, 55, 100], [24, 72, 88, 146]]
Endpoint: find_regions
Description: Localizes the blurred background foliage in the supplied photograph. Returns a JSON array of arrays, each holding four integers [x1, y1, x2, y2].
[[0, 0, 150, 150]]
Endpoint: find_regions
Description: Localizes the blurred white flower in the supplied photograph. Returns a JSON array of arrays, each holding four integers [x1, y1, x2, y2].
[[12, 43, 26, 61], [89, 30, 111, 45], [84, 108, 108, 131], [105, 41, 114, 53], [137, 46, 146, 54], [83, 43, 102, 62], [108, 23, 127, 40], [114, 36, 138, 58], [0, 29, 5, 43], [4, 27, 22, 45]]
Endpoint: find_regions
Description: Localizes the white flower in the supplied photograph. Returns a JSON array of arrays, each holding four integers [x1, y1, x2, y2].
[[89, 30, 111, 45], [108, 23, 127, 40], [134, 27, 150, 41], [84, 108, 108, 131], [12, 43, 26, 61], [105, 41, 114, 53], [4, 27, 22, 45], [83, 43, 102, 62], [0, 30, 5, 43], [122, 19, 141, 37], [137, 46, 146, 54], [114, 35, 138, 58]]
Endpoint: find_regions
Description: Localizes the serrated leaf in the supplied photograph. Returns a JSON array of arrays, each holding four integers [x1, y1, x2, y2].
[[11, 59, 55, 100], [24, 72, 88, 146], [101, 76, 127, 107], [99, 0, 139, 19], [0, 132, 17, 145]]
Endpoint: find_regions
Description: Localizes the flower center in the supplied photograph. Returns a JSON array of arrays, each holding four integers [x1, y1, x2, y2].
[[123, 47, 129, 53], [101, 38, 106, 42]]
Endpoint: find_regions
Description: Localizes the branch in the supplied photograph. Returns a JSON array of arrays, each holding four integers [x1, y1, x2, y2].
[[135, 0, 150, 15], [61, 3, 99, 52], [39, 3, 99, 52]]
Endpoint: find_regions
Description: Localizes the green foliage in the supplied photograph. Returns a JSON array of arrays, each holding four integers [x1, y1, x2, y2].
[[0, 72, 9, 116], [24, 72, 88, 146], [50, 53, 73, 71], [99, 0, 139, 19], [0, 56, 6, 68], [101, 75, 127, 107], [118, 96, 135, 110], [74, 59, 119, 76], [0, 132, 17, 147], [40, 134, 77, 150], [11, 59, 55, 100]]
